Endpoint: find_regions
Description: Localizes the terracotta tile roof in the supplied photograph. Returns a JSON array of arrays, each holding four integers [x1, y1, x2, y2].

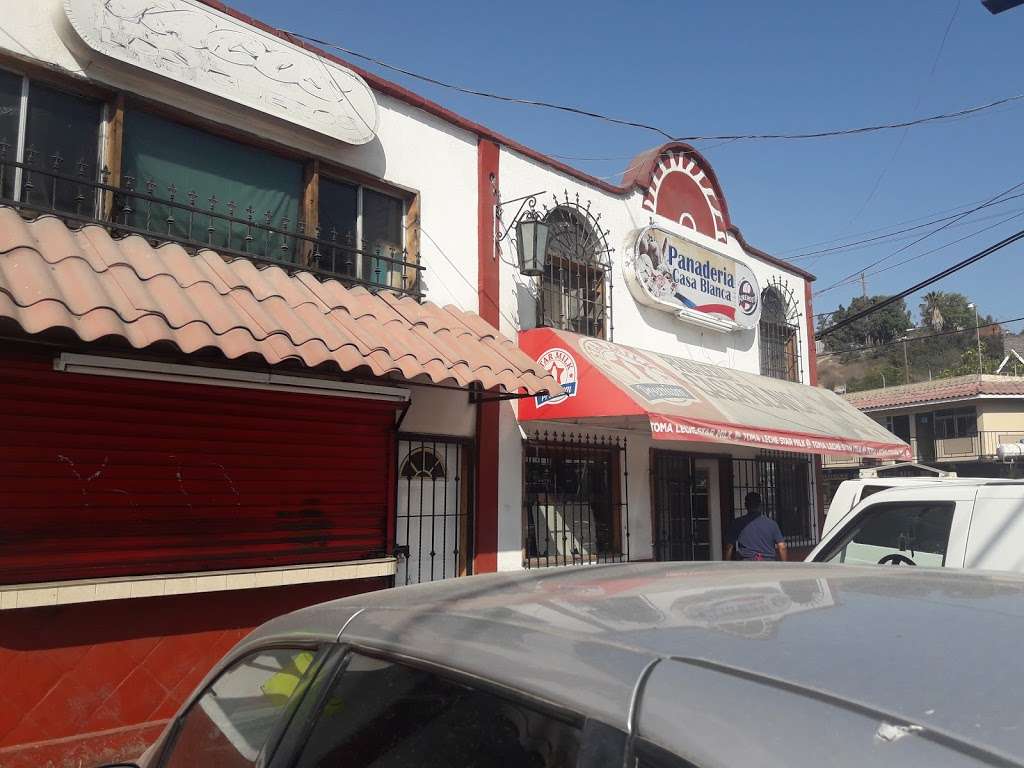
[[843, 374, 1024, 411], [0, 209, 561, 395]]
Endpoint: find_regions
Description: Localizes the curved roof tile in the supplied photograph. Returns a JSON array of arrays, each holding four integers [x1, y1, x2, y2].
[[0, 209, 561, 395]]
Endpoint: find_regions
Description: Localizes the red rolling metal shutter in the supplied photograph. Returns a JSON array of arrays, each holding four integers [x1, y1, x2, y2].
[[0, 348, 399, 584]]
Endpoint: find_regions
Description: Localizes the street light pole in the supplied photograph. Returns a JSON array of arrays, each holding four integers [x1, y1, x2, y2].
[[902, 326, 916, 385], [969, 303, 982, 374]]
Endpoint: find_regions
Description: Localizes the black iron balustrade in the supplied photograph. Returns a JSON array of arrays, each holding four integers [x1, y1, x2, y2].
[[0, 145, 424, 300]]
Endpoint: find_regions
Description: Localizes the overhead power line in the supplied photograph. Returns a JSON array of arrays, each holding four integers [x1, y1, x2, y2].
[[819, 312, 1024, 358], [814, 205, 1024, 299], [815, 180, 1024, 296], [847, 207, 1024, 284], [846, 0, 962, 223], [816, 226, 1024, 340], [790, 192, 1024, 262], [779, 190, 1024, 255], [285, 29, 1024, 144]]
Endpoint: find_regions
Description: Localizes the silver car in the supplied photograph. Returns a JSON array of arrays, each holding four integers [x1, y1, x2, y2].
[[112, 563, 1024, 767]]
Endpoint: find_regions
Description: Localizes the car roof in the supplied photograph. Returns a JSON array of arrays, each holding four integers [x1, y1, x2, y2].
[[241, 563, 1024, 763], [850, 478, 1024, 495]]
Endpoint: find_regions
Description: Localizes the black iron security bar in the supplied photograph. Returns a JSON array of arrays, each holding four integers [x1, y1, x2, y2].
[[0, 148, 424, 300], [523, 430, 630, 568]]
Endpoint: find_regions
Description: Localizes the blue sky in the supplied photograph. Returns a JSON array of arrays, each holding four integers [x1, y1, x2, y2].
[[242, 0, 1024, 330]]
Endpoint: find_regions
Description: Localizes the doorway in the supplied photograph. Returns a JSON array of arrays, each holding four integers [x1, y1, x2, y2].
[[395, 436, 472, 585], [651, 451, 721, 561], [915, 413, 935, 462]]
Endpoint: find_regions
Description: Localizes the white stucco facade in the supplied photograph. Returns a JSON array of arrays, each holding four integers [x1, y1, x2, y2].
[[0, 0, 819, 577]]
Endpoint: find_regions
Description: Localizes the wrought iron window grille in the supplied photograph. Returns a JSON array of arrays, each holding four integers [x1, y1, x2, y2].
[[732, 452, 817, 548], [759, 277, 803, 383], [0, 146, 424, 300], [522, 430, 630, 568], [536, 192, 614, 340]]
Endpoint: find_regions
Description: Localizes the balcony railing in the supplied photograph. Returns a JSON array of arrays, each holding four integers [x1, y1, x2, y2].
[[823, 430, 1024, 469], [0, 149, 424, 300]]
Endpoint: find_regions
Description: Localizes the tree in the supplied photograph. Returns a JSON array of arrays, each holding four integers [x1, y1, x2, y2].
[[918, 292, 975, 340], [823, 295, 912, 352]]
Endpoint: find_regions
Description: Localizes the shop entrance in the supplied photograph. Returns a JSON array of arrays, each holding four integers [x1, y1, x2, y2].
[[395, 435, 473, 585], [651, 451, 721, 561]]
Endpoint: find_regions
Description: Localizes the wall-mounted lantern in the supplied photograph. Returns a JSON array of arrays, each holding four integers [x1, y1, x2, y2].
[[514, 205, 549, 277], [495, 190, 547, 276]]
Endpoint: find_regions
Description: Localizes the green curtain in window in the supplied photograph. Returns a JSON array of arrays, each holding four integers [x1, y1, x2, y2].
[[122, 110, 302, 261]]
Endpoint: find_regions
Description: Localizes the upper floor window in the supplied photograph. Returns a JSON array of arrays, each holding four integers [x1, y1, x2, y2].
[[0, 68, 421, 298], [318, 178, 405, 288], [0, 69, 102, 215], [877, 414, 912, 443], [933, 407, 977, 439], [759, 281, 802, 382], [122, 108, 303, 253], [538, 201, 611, 338]]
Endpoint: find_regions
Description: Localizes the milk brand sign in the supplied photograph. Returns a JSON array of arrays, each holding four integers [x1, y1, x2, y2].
[[535, 348, 579, 408], [624, 226, 761, 331]]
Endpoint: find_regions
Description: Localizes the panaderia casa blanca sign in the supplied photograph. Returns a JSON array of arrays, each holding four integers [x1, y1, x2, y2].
[[623, 226, 761, 332]]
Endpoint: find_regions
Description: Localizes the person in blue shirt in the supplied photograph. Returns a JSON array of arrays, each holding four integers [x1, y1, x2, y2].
[[724, 492, 788, 562]]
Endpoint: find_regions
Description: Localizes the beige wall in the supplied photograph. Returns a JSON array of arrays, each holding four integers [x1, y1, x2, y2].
[[978, 401, 1024, 435]]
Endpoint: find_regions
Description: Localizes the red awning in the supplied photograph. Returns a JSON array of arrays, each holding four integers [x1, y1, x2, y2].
[[518, 328, 911, 460]]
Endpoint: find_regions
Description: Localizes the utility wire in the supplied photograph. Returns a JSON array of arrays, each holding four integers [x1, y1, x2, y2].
[[790, 192, 1024, 261], [816, 226, 1024, 340], [779, 190, 1024, 255], [847, 0, 962, 223], [815, 180, 1024, 296], [819, 312, 1024, 358], [851, 207, 1024, 282], [285, 29, 1024, 144], [814, 205, 1024, 298]]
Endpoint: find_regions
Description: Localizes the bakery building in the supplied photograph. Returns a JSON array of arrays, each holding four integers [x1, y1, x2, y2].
[[499, 145, 907, 571], [0, 0, 905, 765]]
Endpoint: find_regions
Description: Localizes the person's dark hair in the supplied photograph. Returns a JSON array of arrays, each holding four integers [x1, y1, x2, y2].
[[744, 491, 762, 512]]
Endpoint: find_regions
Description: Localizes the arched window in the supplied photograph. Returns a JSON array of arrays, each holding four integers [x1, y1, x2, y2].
[[537, 202, 611, 338], [759, 282, 802, 382], [400, 448, 446, 480]]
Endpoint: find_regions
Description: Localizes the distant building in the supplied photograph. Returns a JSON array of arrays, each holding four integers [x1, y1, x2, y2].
[[823, 374, 1024, 498]]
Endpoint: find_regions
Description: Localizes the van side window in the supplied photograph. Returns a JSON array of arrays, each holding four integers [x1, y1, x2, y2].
[[296, 652, 582, 767], [818, 503, 955, 567]]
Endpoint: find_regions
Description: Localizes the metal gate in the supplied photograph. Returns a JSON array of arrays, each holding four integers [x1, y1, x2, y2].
[[395, 435, 473, 585], [651, 451, 712, 562], [732, 454, 816, 548]]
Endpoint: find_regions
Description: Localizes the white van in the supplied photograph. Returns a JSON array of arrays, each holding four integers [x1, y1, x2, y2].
[[807, 479, 1024, 571], [822, 473, 958, 539]]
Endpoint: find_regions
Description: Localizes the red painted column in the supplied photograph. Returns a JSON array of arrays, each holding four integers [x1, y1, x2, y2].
[[474, 138, 501, 573], [804, 281, 818, 387], [805, 280, 827, 536]]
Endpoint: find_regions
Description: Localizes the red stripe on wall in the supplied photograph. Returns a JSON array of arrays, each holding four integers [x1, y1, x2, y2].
[[804, 280, 818, 387], [475, 139, 500, 573]]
